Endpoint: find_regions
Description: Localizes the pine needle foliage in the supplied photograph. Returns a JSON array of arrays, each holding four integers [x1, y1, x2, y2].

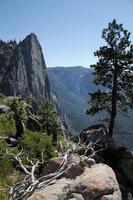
[[87, 19, 133, 136]]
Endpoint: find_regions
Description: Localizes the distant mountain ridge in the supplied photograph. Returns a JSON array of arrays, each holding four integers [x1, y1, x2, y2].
[[48, 66, 133, 142], [48, 66, 99, 134], [0, 33, 133, 145]]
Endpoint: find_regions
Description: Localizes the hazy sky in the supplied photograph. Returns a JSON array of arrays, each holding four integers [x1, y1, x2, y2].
[[0, 0, 133, 67]]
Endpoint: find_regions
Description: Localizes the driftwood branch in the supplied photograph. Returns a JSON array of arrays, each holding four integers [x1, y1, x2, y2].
[[5, 140, 104, 200], [7, 151, 72, 200]]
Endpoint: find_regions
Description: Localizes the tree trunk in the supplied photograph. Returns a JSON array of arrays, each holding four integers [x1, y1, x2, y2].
[[109, 66, 118, 137], [52, 132, 57, 146], [15, 119, 25, 138]]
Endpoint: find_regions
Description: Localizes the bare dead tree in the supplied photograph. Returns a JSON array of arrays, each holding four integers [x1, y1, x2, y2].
[[4, 138, 105, 200], [5, 148, 73, 200]]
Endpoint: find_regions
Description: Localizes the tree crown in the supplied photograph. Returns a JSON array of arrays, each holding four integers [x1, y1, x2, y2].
[[87, 19, 133, 116]]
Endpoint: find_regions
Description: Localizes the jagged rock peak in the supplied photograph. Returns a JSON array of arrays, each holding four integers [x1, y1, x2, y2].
[[21, 33, 40, 46], [0, 33, 50, 106], [25, 32, 38, 39]]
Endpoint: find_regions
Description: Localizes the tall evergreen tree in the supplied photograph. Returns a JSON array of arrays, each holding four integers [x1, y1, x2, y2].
[[9, 98, 28, 138], [39, 101, 61, 145], [87, 19, 133, 137]]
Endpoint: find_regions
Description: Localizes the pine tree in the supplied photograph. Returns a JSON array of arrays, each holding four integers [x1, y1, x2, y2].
[[87, 19, 133, 137], [39, 101, 61, 145], [10, 98, 28, 138]]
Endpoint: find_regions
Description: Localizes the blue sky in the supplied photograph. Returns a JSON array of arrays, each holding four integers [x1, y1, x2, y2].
[[0, 0, 133, 67]]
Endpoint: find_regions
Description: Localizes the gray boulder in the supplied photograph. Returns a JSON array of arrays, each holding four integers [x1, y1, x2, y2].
[[79, 124, 112, 148], [119, 150, 133, 186], [28, 154, 122, 200]]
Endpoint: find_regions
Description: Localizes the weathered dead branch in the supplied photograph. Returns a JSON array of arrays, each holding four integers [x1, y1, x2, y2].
[[5, 139, 105, 200]]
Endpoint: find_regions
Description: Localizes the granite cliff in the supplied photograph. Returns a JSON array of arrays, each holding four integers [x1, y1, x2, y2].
[[0, 33, 50, 106]]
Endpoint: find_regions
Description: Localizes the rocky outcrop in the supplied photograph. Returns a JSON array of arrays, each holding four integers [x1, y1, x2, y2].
[[0, 34, 68, 133], [79, 124, 112, 148], [0, 33, 50, 106], [28, 154, 122, 200], [120, 151, 133, 185], [51, 92, 68, 136], [101, 147, 133, 199]]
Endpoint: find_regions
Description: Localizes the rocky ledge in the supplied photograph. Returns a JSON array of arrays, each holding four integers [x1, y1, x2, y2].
[[28, 154, 122, 200]]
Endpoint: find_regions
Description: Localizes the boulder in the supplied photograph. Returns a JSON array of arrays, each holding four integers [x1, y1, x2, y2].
[[119, 150, 133, 186], [41, 154, 96, 179], [101, 147, 133, 198], [79, 124, 112, 148], [5, 137, 18, 147], [28, 154, 122, 200]]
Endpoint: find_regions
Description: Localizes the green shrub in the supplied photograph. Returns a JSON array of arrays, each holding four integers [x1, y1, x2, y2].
[[0, 92, 6, 101], [0, 156, 13, 178], [0, 140, 6, 155], [57, 135, 72, 150], [0, 140, 13, 178], [0, 155, 14, 187], [0, 140, 14, 200], [0, 189, 9, 200], [0, 113, 15, 136], [20, 131, 57, 163]]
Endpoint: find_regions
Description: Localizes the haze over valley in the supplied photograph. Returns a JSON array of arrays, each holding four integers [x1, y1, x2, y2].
[[0, 1, 133, 199]]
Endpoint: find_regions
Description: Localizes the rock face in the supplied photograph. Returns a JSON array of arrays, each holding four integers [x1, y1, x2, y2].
[[101, 147, 133, 199], [0, 35, 68, 133], [79, 124, 112, 148], [28, 154, 122, 200], [51, 92, 68, 136], [0, 33, 50, 106], [118, 149, 133, 189]]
